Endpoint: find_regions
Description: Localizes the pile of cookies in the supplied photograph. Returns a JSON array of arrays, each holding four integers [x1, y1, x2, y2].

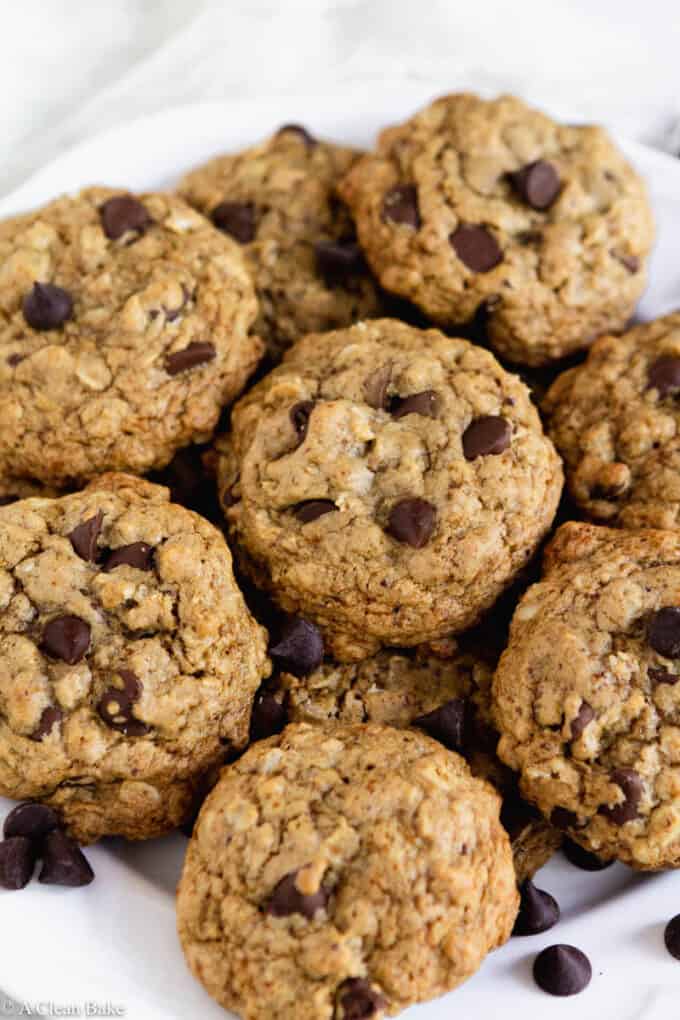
[[1, 91, 678, 1018]]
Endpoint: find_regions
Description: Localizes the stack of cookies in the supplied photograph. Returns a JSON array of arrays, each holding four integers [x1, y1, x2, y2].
[[1, 92, 675, 1018]]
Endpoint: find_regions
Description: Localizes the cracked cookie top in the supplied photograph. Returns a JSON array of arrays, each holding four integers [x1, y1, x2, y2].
[[494, 521, 680, 868], [178, 124, 383, 360], [177, 722, 518, 1020], [0, 187, 261, 486], [339, 93, 654, 366], [0, 473, 269, 843], [216, 318, 563, 659]]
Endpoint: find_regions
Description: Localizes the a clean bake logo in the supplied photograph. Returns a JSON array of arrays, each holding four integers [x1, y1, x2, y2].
[[1, 1004, 125, 1017]]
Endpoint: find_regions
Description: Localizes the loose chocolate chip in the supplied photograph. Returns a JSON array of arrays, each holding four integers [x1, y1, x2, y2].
[[599, 768, 643, 825], [276, 124, 317, 147], [39, 829, 94, 887], [386, 498, 436, 548], [649, 666, 679, 685], [336, 978, 386, 1019], [571, 702, 595, 739], [97, 675, 149, 737], [294, 499, 336, 523], [648, 607, 680, 658], [389, 390, 439, 420], [513, 879, 560, 936], [0, 837, 36, 890], [4, 802, 59, 841], [249, 686, 288, 742], [100, 195, 151, 240], [648, 356, 680, 398], [165, 341, 216, 375], [30, 706, 63, 741], [315, 240, 366, 283], [664, 914, 680, 960], [414, 698, 466, 751], [550, 807, 580, 831], [68, 510, 103, 562], [265, 870, 327, 919], [290, 401, 315, 443], [269, 618, 324, 677], [533, 944, 592, 996], [363, 365, 392, 410], [450, 224, 502, 272], [382, 185, 421, 228], [22, 282, 73, 331], [104, 541, 154, 572], [562, 837, 614, 871], [42, 615, 90, 665], [211, 201, 257, 243], [509, 160, 561, 210], [462, 415, 511, 460]]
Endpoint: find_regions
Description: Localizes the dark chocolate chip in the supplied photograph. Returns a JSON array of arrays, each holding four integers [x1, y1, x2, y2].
[[249, 686, 288, 742], [336, 978, 386, 1019], [414, 698, 466, 751], [118, 668, 142, 701], [30, 706, 63, 741], [269, 618, 324, 677], [598, 767, 643, 825], [211, 201, 257, 243], [509, 160, 561, 210], [100, 195, 151, 240], [290, 401, 315, 443], [42, 615, 90, 664], [97, 674, 149, 737], [3, 802, 59, 840], [386, 498, 436, 548], [550, 807, 580, 831], [500, 795, 541, 839], [68, 510, 103, 562], [648, 607, 680, 658], [450, 224, 502, 272], [562, 837, 614, 871], [570, 702, 595, 739], [276, 124, 317, 147], [315, 240, 366, 283], [513, 879, 560, 936], [22, 282, 73, 331], [165, 341, 216, 375], [389, 390, 439, 420], [38, 829, 94, 887], [462, 415, 511, 459], [363, 365, 392, 409], [533, 944, 592, 996], [294, 499, 336, 523], [265, 870, 327, 919], [382, 185, 420, 228], [0, 837, 36, 890], [104, 542, 154, 572], [648, 356, 680, 398], [664, 914, 680, 960], [649, 666, 679, 685]]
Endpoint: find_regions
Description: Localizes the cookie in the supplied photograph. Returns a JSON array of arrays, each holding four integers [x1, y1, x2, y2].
[[176, 722, 518, 1019], [178, 124, 383, 360], [494, 521, 680, 869], [216, 318, 563, 660], [543, 313, 680, 530], [339, 93, 653, 366], [0, 473, 269, 843], [0, 187, 261, 486]]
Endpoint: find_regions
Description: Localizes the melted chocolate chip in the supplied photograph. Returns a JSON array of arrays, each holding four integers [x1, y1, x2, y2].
[[450, 224, 502, 272], [386, 498, 436, 548], [100, 195, 151, 240], [562, 838, 613, 871], [315, 240, 366, 283], [30, 706, 63, 742], [462, 415, 511, 459], [265, 870, 327, 919], [249, 686, 288, 742], [22, 282, 73, 331], [363, 365, 392, 409], [598, 768, 643, 825], [336, 978, 386, 1019], [513, 879, 560, 936], [382, 185, 420, 228], [269, 618, 324, 677], [211, 201, 257, 243], [103, 542, 154, 572], [165, 341, 216, 375], [389, 390, 439, 420], [664, 914, 680, 960], [509, 160, 561, 210], [42, 615, 90, 665], [276, 124, 317, 147], [648, 607, 680, 658], [0, 837, 36, 890], [570, 702, 595, 739], [648, 356, 680, 398], [533, 944, 592, 996], [97, 672, 148, 737], [290, 401, 315, 443], [38, 829, 94, 887], [294, 499, 336, 523], [3, 802, 59, 841], [649, 666, 679, 685], [68, 510, 103, 562], [413, 698, 466, 751]]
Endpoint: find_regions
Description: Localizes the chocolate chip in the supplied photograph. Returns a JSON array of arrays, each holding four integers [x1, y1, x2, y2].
[[509, 160, 561, 210], [276, 124, 317, 147], [550, 807, 580, 831], [269, 618, 324, 677], [38, 829, 94, 887], [30, 706, 63, 741], [294, 500, 336, 523], [249, 686, 288, 742], [22, 282, 73, 331], [598, 767, 643, 825], [462, 415, 511, 459], [165, 341, 216, 375], [390, 390, 439, 420], [42, 615, 90, 665], [513, 879, 560, 936], [500, 794, 541, 838], [664, 914, 680, 960], [265, 870, 327, 919], [290, 401, 315, 443], [450, 224, 502, 272], [570, 702, 595, 739], [68, 510, 103, 562], [364, 365, 392, 409], [648, 607, 680, 658], [618, 253, 640, 273], [0, 495, 18, 505], [0, 837, 36, 890], [562, 837, 613, 871], [414, 698, 466, 751], [211, 201, 257, 243], [315, 240, 366, 283], [3, 802, 59, 841], [100, 195, 151, 240], [97, 673, 148, 737], [533, 944, 592, 997], [648, 356, 680, 398], [649, 666, 679, 685], [336, 978, 386, 1019], [382, 185, 420, 228], [386, 498, 436, 548], [103, 542, 154, 572]]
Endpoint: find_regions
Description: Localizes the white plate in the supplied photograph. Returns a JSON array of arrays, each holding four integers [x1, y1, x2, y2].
[[2, 84, 680, 1020]]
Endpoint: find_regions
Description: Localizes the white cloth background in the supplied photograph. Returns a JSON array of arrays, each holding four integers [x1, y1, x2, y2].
[[1, 0, 679, 199]]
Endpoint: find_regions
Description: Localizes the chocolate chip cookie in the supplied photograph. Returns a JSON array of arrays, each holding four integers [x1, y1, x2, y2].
[[494, 521, 680, 869], [178, 124, 383, 360], [0, 473, 269, 843], [177, 722, 518, 1019], [216, 319, 563, 660], [0, 187, 261, 486], [338, 93, 654, 366], [543, 312, 680, 530]]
